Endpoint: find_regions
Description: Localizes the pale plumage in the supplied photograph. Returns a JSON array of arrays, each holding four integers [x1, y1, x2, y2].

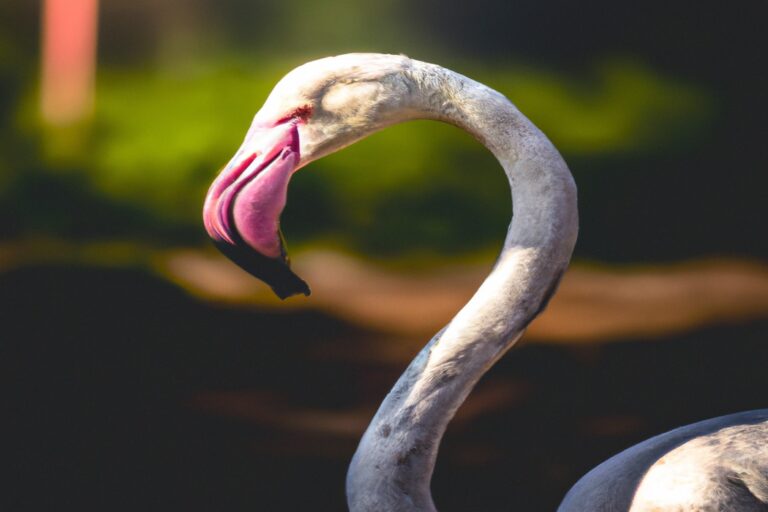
[[560, 410, 768, 511], [203, 53, 768, 511]]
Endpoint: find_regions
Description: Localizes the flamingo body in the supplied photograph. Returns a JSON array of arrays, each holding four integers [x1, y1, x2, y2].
[[560, 410, 768, 511]]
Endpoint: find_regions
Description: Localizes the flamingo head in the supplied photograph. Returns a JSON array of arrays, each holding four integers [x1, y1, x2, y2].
[[203, 54, 416, 298]]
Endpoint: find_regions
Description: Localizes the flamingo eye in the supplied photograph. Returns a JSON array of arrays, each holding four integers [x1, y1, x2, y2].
[[279, 104, 313, 124]]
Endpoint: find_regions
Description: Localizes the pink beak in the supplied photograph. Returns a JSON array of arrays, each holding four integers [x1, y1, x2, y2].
[[203, 120, 310, 299]]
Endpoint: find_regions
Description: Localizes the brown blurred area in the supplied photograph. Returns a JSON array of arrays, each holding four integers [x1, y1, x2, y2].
[[159, 249, 768, 345], [3, 0, 768, 511]]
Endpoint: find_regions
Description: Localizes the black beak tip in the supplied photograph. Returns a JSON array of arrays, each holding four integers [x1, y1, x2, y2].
[[212, 240, 311, 300], [271, 274, 311, 300]]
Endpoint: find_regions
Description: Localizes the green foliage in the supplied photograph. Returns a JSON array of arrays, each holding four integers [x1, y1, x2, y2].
[[288, 120, 508, 254], [8, 54, 711, 257], [89, 61, 283, 224], [481, 60, 710, 155]]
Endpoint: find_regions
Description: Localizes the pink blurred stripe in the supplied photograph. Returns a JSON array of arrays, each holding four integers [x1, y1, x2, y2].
[[40, 0, 99, 125]]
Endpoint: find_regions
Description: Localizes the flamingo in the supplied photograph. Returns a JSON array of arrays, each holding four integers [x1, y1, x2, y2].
[[203, 53, 768, 511]]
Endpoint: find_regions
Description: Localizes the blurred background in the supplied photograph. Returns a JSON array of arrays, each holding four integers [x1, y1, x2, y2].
[[3, 0, 768, 510]]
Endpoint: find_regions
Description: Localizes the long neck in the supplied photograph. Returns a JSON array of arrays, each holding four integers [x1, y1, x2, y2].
[[346, 62, 579, 512]]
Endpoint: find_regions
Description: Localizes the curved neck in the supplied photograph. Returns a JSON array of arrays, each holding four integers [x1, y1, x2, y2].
[[346, 62, 578, 512]]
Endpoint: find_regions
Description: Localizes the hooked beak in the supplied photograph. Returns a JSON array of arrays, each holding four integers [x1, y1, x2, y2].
[[203, 120, 310, 299]]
